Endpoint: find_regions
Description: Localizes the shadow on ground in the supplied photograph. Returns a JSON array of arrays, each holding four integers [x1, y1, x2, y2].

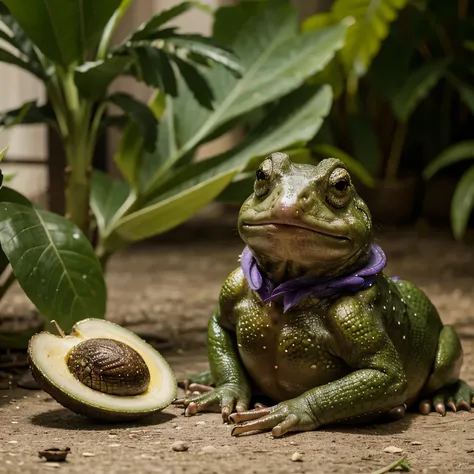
[[31, 407, 176, 431]]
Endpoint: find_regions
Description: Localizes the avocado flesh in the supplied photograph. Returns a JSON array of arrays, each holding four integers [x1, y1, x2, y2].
[[28, 318, 177, 422]]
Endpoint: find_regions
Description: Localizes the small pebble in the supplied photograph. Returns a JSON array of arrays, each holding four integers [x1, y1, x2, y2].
[[171, 441, 189, 452], [410, 441, 422, 446], [8, 441, 18, 444], [291, 452, 304, 462], [384, 446, 403, 454], [201, 445, 217, 454], [82, 452, 95, 457], [43, 463, 61, 469], [196, 421, 206, 426]]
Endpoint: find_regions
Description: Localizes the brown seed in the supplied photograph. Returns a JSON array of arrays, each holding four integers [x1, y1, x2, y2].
[[67, 338, 150, 396]]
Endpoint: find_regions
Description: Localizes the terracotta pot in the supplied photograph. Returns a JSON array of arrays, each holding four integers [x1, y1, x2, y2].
[[356, 176, 420, 226]]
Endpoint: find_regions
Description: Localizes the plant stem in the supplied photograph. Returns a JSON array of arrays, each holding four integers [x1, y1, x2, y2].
[[97, 0, 134, 60], [369, 455, 409, 474], [0, 268, 17, 300], [385, 122, 407, 183]]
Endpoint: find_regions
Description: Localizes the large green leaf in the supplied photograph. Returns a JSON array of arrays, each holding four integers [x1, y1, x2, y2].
[[110, 171, 237, 242], [112, 85, 332, 242], [168, 34, 243, 75], [2, 0, 122, 66], [331, 0, 409, 86], [74, 56, 133, 99], [0, 185, 32, 276], [171, 55, 214, 110], [392, 58, 450, 123], [0, 203, 106, 332], [143, 2, 348, 194], [90, 170, 131, 238], [451, 165, 474, 241], [424, 141, 474, 180]]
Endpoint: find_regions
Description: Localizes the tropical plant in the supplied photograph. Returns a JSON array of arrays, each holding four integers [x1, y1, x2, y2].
[[0, 0, 349, 347], [424, 143, 474, 240], [303, 0, 474, 187]]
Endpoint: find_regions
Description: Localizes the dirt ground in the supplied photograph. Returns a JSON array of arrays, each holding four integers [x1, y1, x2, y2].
[[1, 221, 474, 474]]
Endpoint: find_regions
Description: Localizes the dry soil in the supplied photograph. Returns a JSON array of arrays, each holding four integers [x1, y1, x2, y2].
[[1, 224, 474, 474]]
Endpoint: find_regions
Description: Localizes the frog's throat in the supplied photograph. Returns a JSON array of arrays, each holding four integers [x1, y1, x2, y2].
[[240, 244, 387, 312]]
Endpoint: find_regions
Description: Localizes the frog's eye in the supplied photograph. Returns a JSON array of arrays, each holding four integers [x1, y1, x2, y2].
[[254, 158, 273, 198], [327, 168, 352, 208]]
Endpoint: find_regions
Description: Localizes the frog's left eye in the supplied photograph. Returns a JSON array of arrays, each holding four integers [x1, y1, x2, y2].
[[254, 158, 273, 198], [327, 168, 352, 208]]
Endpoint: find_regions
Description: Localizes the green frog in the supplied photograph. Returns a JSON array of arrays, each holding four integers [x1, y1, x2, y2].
[[174, 152, 473, 437]]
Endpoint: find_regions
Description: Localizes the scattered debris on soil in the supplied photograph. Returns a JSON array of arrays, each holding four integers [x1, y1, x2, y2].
[[37, 447, 71, 462], [291, 452, 304, 462], [171, 441, 189, 452], [383, 446, 404, 454]]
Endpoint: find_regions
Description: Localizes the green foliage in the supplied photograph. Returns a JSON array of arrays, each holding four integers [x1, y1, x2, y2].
[[391, 59, 450, 122], [92, 0, 349, 249], [0, 0, 349, 345], [303, 0, 408, 94], [424, 142, 474, 240], [306, 0, 474, 192], [0, 201, 107, 333]]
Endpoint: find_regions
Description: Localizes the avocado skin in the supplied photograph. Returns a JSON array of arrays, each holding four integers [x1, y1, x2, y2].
[[27, 332, 177, 423]]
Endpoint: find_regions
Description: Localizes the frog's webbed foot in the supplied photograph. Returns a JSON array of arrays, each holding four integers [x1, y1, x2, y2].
[[419, 380, 474, 416], [229, 398, 317, 437], [173, 383, 250, 422]]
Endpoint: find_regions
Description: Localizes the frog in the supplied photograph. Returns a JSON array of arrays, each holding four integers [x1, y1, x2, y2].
[[173, 152, 473, 437]]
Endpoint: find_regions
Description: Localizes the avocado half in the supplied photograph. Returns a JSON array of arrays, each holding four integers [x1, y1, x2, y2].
[[28, 318, 177, 422]]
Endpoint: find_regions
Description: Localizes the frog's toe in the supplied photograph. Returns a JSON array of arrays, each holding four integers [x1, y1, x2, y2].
[[231, 412, 285, 436], [187, 383, 214, 394], [419, 380, 474, 416]]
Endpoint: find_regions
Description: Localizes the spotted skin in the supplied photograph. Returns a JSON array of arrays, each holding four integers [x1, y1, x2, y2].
[[174, 154, 473, 437]]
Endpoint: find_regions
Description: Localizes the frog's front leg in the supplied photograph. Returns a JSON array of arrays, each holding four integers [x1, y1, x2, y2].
[[230, 299, 408, 437], [174, 308, 251, 421]]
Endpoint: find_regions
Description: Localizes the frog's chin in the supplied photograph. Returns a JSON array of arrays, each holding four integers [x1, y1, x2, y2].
[[240, 223, 357, 273], [240, 222, 350, 243]]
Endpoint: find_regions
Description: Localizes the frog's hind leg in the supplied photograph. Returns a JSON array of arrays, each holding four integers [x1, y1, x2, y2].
[[177, 370, 215, 395], [418, 325, 474, 415]]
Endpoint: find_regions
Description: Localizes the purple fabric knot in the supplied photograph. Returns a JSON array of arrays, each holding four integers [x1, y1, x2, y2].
[[240, 243, 387, 312]]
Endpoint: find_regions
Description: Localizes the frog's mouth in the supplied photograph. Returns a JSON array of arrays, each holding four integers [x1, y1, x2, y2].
[[241, 222, 350, 242]]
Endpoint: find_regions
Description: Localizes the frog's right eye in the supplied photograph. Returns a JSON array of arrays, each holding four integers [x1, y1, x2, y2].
[[256, 169, 266, 181], [254, 159, 272, 198]]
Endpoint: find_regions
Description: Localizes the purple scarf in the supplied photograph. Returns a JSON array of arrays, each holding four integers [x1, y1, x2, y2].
[[240, 244, 387, 312]]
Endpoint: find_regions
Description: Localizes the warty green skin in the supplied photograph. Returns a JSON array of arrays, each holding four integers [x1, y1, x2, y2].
[[175, 153, 473, 437]]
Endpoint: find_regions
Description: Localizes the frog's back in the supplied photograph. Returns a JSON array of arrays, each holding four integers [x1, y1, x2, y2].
[[377, 274, 443, 403]]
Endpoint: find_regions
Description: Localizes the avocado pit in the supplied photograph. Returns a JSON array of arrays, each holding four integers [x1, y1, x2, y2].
[[67, 338, 151, 396]]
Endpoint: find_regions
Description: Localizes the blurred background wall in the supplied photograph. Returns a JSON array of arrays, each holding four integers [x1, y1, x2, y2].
[[0, 0, 329, 206]]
